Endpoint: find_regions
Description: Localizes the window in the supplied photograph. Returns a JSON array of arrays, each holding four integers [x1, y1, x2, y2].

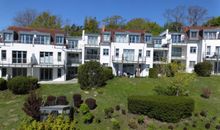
[[12, 68, 27, 77], [103, 34, 110, 42], [57, 68, 62, 78], [129, 35, 140, 43], [2, 68, 7, 77], [189, 61, 196, 68], [190, 47, 196, 53], [40, 68, 53, 81], [216, 46, 220, 55], [20, 34, 33, 44], [146, 50, 150, 57], [145, 35, 151, 42], [204, 32, 216, 39], [206, 46, 211, 55], [40, 52, 53, 64], [88, 36, 98, 45], [58, 52, 61, 62], [138, 49, 142, 57], [191, 31, 198, 38], [12, 51, 27, 63], [35, 35, 50, 44], [68, 40, 78, 49], [3, 33, 13, 42], [1, 50, 6, 60], [103, 49, 109, 56], [171, 34, 181, 43], [153, 39, 161, 44], [115, 34, 127, 43], [85, 48, 99, 60], [115, 48, 119, 57], [56, 36, 64, 44], [172, 47, 182, 57], [146, 64, 150, 69]]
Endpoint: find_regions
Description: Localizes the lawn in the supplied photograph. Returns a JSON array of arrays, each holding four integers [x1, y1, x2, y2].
[[1, 76, 220, 130]]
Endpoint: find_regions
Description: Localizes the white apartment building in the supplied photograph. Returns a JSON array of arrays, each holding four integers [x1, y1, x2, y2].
[[0, 26, 219, 81]]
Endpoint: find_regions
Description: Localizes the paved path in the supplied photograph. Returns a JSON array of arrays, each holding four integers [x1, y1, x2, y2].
[[39, 79, 78, 84]]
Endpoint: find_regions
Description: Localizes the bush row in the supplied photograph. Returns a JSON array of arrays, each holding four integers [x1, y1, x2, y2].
[[0, 78, 7, 90], [73, 93, 97, 110], [45, 95, 69, 106], [128, 95, 194, 122]]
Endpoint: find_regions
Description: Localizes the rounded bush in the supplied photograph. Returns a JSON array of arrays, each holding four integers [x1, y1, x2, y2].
[[205, 123, 211, 129], [128, 95, 195, 123], [85, 98, 97, 110], [45, 96, 56, 106], [104, 107, 114, 118], [56, 96, 69, 105], [0, 78, 7, 90], [111, 118, 120, 130], [80, 103, 90, 115], [194, 61, 212, 77], [128, 119, 138, 129], [82, 112, 94, 124], [73, 93, 83, 108], [115, 105, 120, 111], [149, 68, 158, 78], [103, 67, 114, 81]]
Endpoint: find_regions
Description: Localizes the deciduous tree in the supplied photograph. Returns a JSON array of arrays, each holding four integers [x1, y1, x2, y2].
[[13, 9, 38, 26]]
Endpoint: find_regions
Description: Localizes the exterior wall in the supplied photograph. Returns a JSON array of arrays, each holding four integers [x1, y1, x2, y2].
[[185, 43, 199, 73]]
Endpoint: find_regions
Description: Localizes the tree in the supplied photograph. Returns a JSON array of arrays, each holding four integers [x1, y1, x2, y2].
[[22, 91, 43, 121], [145, 22, 163, 36], [125, 18, 148, 30], [164, 22, 183, 32], [30, 12, 62, 29], [84, 17, 99, 33], [64, 24, 83, 36], [164, 5, 186, 24], [187, 6, 207, 26], [204, 16, 220, 27], [102, 15, 126, 29], [13, 9, 38, 26]]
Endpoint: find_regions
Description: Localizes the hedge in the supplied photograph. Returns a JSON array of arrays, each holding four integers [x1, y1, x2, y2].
[[194, 61, 212, 77], [128, 95, 194, 122], [0, 78, 7, 90], [149, 68, 158, 78]]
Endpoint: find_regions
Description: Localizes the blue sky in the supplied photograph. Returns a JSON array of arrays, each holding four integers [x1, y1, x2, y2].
[[0, 0, 220, 29]]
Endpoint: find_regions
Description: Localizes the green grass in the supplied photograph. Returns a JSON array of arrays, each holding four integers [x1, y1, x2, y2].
[[1, 76, 220, 130]]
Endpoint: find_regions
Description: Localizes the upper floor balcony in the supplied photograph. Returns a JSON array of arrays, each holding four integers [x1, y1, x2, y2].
[[171, 52, 186, 60], [112, 55, 146, 64], [204, 52, 220, 60], [85, 54, 100, 61]]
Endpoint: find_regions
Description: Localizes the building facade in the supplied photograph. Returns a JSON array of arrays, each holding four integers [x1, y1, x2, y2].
[[0, 26, 219, 81]]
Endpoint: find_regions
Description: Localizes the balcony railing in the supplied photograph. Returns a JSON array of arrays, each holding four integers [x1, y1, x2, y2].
[[67, 58, 82, 65], [112, 55, 146, 63], [205, 52, 220, 60], [85, 54, 100, 60]]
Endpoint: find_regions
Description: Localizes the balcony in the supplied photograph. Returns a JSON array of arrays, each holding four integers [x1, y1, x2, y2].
[[112, 55, 146, 64], [171, 52, 186, 60], [153, 44, 169, 50], [67, 58, 82, 66], [205, 52, 220, 61], [85, 54, 100, 60]]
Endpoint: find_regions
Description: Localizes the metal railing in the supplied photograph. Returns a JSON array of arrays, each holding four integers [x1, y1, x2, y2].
[[67, 58, 82, 65], [85, 54, 100, 60], [112, 55, 146, 63]]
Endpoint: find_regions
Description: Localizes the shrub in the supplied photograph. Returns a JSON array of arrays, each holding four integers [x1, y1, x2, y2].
[[200, 110, 208, 117], [183, 127, 188, 130], [27, 76, 39, 89], [73, 93, 83, 108], [128, 95, 194, 123], [103, 67, 114, 81], [111, 118, 120, 130], [149, 68, 158, 78], [8, 76, 39, 94], [205, 123, 211, 129], [22, 91, 43, 121], [82, 112, 94, 124], [85, 98, 97, 110], [201, 88, 211, 99], [137, 115, 145, 124], [95, 117, 101, 123], [194, 61, 212, 77], [115, 105, 120, 111], [128, 119, 138, 129], [104, 107, 114, 118], [45, 96, 56, 106], [0, 78, 7, 90], [80, 103, 90, 115], [56, 96, 69, 105], [121, 109, 126, 115], [216, 125, 220, 130], [78, 61, 106, 90], [168, 125, 174, 130]]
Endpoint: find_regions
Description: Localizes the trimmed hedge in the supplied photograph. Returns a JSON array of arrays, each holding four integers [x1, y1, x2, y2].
[[0, 78, 7, 90], [128, 95, 194, 123], [149, 68, 158, 78], [103, 67, 114, 81], [194, 61, 212, 77]]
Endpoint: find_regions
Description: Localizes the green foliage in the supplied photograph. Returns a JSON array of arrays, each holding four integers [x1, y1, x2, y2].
[[0, 78, 7, 90], [137, 115, 145, 124], [204, 16, 220, 27], [145, 22, 163, 36], [104, 107, 114, 118], [125, 18, 148, 30], [64, 24, 83, 36], [22, 91, 43, 121], [84, 17, 99, 33], [149, 68, 158, 78], [8, 76, 39, 94], [128, 118, 138, 129], [30, 12, 62, 29], [164, 22, 183, 32], [111, 118, 120, 130], [78, 61, 106, 90], [82, 112, 94, 124], [166, 61, 184, 77], [19, 115, 76, 130], [103, 67, 114, 81], [79, 103, 90, 115], [194, 61, 213, 77], [102, 15, 125, 29], [128, 95, 195, 122]]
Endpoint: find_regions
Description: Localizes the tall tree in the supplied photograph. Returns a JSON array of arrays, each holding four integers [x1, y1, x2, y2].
[[125, 18, 148, 30], [145, 22, 163, 36], [13, 9, 38, 27], [84, 17, 99, 33], [164, 22, 183, 32], [204, 16, 220, 27], [187, 6, 207, 26], [102, 15, 126, 29], [30, 12, 62, 29], [64, 24, 83, 36]]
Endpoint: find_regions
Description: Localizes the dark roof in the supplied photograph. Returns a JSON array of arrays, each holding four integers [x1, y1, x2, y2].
[[183, 26, 220, 32]]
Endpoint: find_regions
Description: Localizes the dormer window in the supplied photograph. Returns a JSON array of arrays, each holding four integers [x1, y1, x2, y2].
[[3, 33, 13, 42], [153, 39, 161, 44], [115, 34, 127, 43], [190, 31, 198, 38], [56, 36, 64, 45], [68, 40, 78, 49], [20, 34, 33, 44], [35, 35, 50, 44], [129, 35, 140, 43], [103, 34, 110, 42], [145, 35, 151, 43], [171, 34, 181, 43], [204, 32, 216, 39], [88, 36, 98, 45]]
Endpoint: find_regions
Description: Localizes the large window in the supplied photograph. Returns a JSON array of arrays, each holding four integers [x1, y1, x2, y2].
[[2, 68, 7, 77], [171, 34, 181, 43], [146, 50, 151, 57], [35, 35, 50, 44], [1, 50, 6, 60], [68, 40, 78, 49], [12, 68, 27, 77], [207, 46, 211, 55], [58, 52, 61, 62], [103, 34, 110, 42], [3, 33, 13, 42], [204, 32, 216, 39], [85, 48, 99, 60], [138, 49, 142, 57], [172, 47, 182, 57], [12, 51, 27, 63], [40, 68, 53, 81], [189, 61, 196, 68], [115, 34, 127, 43], [191, 31, 198, 38], [145, 35, 151, 43], [57, 68, 62, 78], [40, 52, 53, 64], [153, 39, 161, 44], [190, 47, 197, 53], [216, 46, 220, 55], [56, 36, 64, 44], [20, 34, 33, 44], [103, 49, 109, 56], [115, 48, 119, 57], [129, 35, 140, 43], [88, 36, 98, 45]]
